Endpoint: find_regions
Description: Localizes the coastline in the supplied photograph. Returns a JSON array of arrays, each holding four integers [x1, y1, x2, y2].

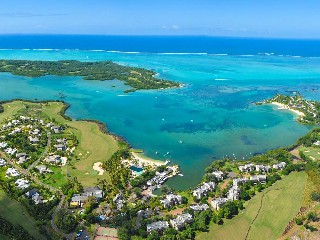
[[271, 102, 305, 117], [131, 151, 167, 167]]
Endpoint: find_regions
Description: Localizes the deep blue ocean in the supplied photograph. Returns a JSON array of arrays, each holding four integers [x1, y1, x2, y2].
[[1, 35, 320, 189]]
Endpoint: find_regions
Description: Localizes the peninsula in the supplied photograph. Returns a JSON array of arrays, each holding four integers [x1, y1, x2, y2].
[[257, 94, 320, 125], [0, 60, 180, 92]]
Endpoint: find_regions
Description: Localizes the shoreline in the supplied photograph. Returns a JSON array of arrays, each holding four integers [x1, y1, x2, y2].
[[271, 102, 305, 117], [131, 151, 167, 167]]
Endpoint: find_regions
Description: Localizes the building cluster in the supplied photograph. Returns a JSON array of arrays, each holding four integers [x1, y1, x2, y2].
[[70, 187, 104, 208], [238, 163, 271, 173], [160, 193, 183, 208], [147, 168, 173, 188], [147, 213, 193, 233], [212, 174, 267, 210]]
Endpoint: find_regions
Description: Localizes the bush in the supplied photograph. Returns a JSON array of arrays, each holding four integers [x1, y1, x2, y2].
[[295, 217, 303, 225], [311, 191, 320, 201]]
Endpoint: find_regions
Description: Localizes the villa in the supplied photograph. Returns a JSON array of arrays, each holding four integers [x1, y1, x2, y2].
[[238, 163, 255, 172], [212, 170, 224, 181], [147, 221, 169, 233], [25, 189, 43, 204], [51, 125, 62, 134], [170, 213, 193, 230], [233, 177, 248, 187], [6, 168, 20, 177], [190, 203, 210, 212], [227, 185, 241, 201], [44, 155, 62, 165], [313, 140, 320, 146], [193, 182, 216, 200], [272, 162, 287, 170], [15, 179, 30, 189], [54, 143, 66, 151], [0, 142, 8, 148], [0, 158, 7, 166], [70, 186, 104, 208], [160, 193, 183, 208], [250, 175, 267, 184], [211, 197, 228, 210], [35, 165, 53, 174], [29, 136, 40, 144]]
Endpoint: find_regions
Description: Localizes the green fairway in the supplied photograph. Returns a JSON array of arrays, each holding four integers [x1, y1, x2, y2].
[[0, 101, 119, 187], [197, 171, 307, 240], [299, 146, 320, 161], [0, 190, 44, 239]]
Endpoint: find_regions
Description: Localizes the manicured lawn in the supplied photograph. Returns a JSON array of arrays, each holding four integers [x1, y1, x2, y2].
[[299, 146, 320, 161], [197, 171, 307, 240], [0, 190, 44, 240]]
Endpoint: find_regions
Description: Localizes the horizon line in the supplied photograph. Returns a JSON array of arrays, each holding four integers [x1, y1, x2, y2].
[[0, 33, 320, 41]]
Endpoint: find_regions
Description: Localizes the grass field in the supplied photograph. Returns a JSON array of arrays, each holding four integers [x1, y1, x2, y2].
[[299, 146, 320, 161], [197, 171, 307, 240], [0, 101, 119, 187], [0, 190, 44, 240]]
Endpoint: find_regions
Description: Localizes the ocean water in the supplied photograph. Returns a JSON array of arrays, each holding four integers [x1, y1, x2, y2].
[[1, 35, 320, 189]]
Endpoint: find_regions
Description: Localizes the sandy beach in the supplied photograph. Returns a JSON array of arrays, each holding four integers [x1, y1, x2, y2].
[[131, 152, 166, 167], [271, 102, 305, 116]]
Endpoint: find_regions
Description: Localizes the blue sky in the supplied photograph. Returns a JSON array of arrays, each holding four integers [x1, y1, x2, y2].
[[0, 0, 320, 38]]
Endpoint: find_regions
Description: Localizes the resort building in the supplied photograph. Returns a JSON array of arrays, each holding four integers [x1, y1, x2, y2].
[[170, 213, 193, 230], [15, 179, 30, 189], [211, 198, 228, 210], [45, 155, 62, 165], [233, 177, 248, 187], [160, 194, 183, 208], [238, 163, 255, 172], [250, 175, 267, 184], [35, 165, 53, 174], [147, 221, 169, 233], [70, 186, 104, 208], [25, 189, 43, 205], [227, 186, 241, 201], [29, 136, 40, 144], [189, 203, 210, 212], [6, 168, 20, 177], [0, 158, 7, 166], [212, 170, 224, 181], [51, 125, 62, 134], [272, 162, 287, 170], [193, 182, 216, 200]]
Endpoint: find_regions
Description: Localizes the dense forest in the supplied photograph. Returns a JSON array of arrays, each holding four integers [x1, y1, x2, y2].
[[0, 60, 180, 92]]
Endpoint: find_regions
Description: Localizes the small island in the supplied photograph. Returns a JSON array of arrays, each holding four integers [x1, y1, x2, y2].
[[0, 60, 180, 92], [257, 94, 320, 125]]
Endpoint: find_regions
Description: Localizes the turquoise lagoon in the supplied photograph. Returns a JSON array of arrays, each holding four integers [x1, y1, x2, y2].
[[1, 49, 320, 189]]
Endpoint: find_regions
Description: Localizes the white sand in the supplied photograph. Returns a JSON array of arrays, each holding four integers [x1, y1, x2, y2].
[[131, 152, 166, 167], [271, 102, 305, 116], [93, 162, 105, 175]]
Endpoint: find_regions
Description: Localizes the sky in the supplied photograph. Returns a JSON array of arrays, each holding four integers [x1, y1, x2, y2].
[[0, 0, 320, 38]]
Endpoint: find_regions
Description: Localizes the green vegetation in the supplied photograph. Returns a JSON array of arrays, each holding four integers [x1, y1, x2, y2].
[[0, 215, 35, 240], [0, 59, 180, 92], [0, 190, 44, 239], [197, 172, 307, 240], [259, 94, 320, 124], [1, 100, 119, 187]]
